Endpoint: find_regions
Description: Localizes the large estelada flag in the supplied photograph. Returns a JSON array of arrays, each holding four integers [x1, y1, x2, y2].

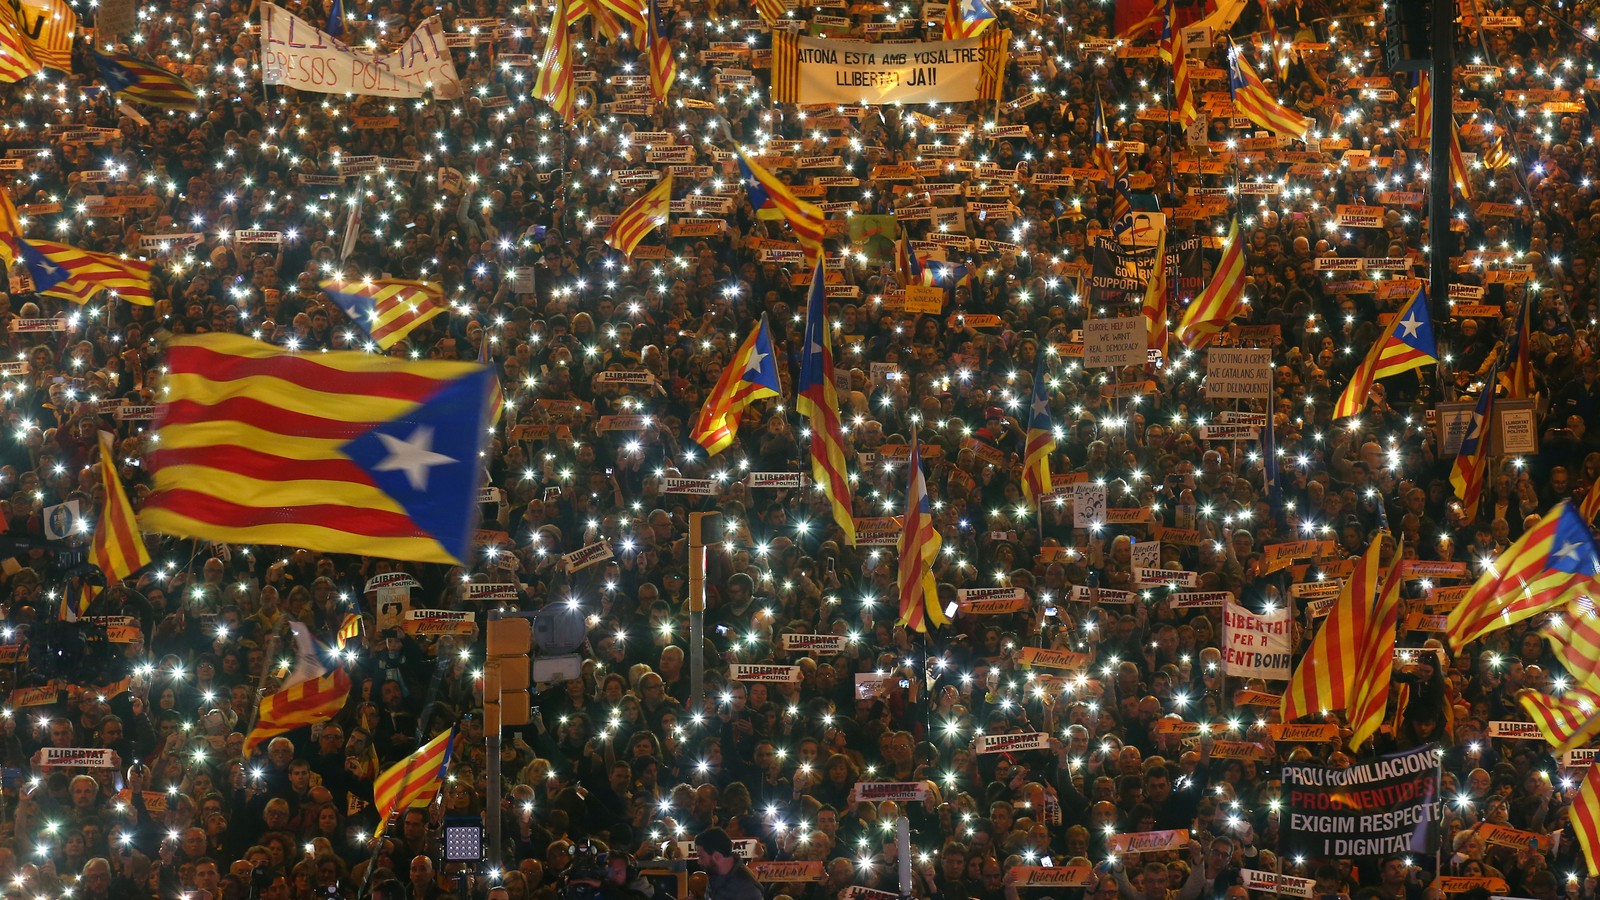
[[140, 334, 497, 565]]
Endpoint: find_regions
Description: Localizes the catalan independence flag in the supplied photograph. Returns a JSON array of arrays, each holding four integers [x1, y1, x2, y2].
[[1449, 364, 1496, 523], [797, 261, 854, 544], [1021, 350, 1053, 508], [1447, 501, 1600, 650], [139, 334, 497, 566], [320, 277, 447, 351], [14, 0, 72, 72], [1331, 288, 1438, 420], [645, 0, 674, 100], [534, 0, 577, 123], [896, 437, 946, 633], [1175, 217, 1247, 349], [16, 238, 154, 305], [245, 624, 353, 754], [1517, 682, 1600, 753], [603, 176, 672, 258], [1574, 759, 1600, 876], [688, 314, 780, 457], [93, 51, 199, 112], [736, 148, 827, 264], [1281, 534, 1382, 725], [941, 0, 994, 40], [0, 4, 39, 84], [90, 431, 149, 587], [374, 726, 456, 836], [1227, 41, 1310, 138], [1348, 538, 1404, 751]]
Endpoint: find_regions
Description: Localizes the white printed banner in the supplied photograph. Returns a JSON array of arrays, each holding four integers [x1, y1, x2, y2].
[[262, 3, 464, 98], [1222, 600, 1291, 679]]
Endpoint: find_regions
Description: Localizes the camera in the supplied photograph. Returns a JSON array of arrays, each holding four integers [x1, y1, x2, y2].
[[563, 841, 610, 900]]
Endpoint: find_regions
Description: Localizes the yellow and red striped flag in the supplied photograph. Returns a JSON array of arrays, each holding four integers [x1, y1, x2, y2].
[[1520, 682, 1600, 753], [736, 147, 826, 265], [14, 0, 72, 72], [336, 613, 363, 650], [1449, 367, 1496, 522], [16, 239, 154, 305], [1348, 537, 1404, 750], [688, 315, 780, 457], [1021, 350, 1053, 507], [1141, 227, 1169, 356], [602, 176, 672, 258], [1331, 288, 1438, 420], [753, 0, 787, 23], [1413, 72, 1432, 139], [796, 261, 854, 544], [597, 0, 646, 40], [245, 625, 353, 754], [645, 0, 674, 100], [374, 726, 457, 836], [0, 3, 39, 84], [534, 0, 578, 124], [1446, 501, 1600, 649], [0, 188, 21, 266], [93, 51, 199, 111], [1508, 293, 1534, 400], [1448, 120, 1473, 200], [941, 0, 995, 40], [1281, 534, 1382, 724], [138, 334, 497, 566], [320, 277, 446, 351], [90, 431, 149, 587], [1227, 42, 1310, 138], [1174, 218, 1247, 349], [1572, 760, 1600, 875], [896, 438, 947, 633], [1157, 0, 1195, 127]]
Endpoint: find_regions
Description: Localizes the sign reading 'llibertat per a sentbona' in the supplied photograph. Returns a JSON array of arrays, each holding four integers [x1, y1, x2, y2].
[[770, 29, 1008, 105]]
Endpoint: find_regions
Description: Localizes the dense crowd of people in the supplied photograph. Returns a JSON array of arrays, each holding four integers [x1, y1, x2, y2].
[[0, 0, 1594, 896]]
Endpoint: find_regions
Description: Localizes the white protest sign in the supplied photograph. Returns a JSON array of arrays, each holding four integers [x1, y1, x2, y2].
[[261, 4, 464, 99], [1205, 348, 1272, 398], [1084, 317, 1148, 369], [1072, 482, 1106, 528], [1222, 600, 1292, 679]]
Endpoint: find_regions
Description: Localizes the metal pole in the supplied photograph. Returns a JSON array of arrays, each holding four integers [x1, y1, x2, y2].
[[688, 514, 708, 722], [687, 512, 722, 723], [1428, 0, 1455, 320], [486, 609, 503, 875]]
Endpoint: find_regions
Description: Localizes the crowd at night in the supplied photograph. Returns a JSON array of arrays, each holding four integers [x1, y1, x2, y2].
[[0, 0, 1592, 897]]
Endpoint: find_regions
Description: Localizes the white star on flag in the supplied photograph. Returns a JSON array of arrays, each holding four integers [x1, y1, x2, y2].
[[373, 425, 455, 491]]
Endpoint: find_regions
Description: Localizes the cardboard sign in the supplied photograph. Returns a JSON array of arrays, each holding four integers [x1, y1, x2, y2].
[[1266, 723, 1339, 742], [1241, 871, 1314, 898], [1210, 740, 1269, 760], [975, 732, 1050, 754], [1223, 601, 1292, 679], [1017, 647, 1090, 670], [750, 862, 825, 882], [42, 748, 117, 767], [956, 587, 1026, 603], [365, 572, 420, 592], [562, 541, 614, 572], [958, 596, 1029, 615], [9, 685, 57, 707], [1476, 823, 1552, 853], [1107, 830, 1190, 854], [779, 633, 845, 654], [748, 472, 804, 488], [1563, 749, 1599, 768], [1235, 689, 1283, 706], [1435, 879, 1510, 894], [1205, 348, 1272, 398], [1084, 317, 1148, 369], [465, 583, 518, 601], [1335, 205, 1385, 228], [1486, 720, 1543, 740], [1135, 567, 1198, 587], [1170, 591, 1231, 608], [730, 664, 802, 683], [1010, 867, 1096, 888], [664, 478, 717, 495], [852, 782, 930, 801]]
